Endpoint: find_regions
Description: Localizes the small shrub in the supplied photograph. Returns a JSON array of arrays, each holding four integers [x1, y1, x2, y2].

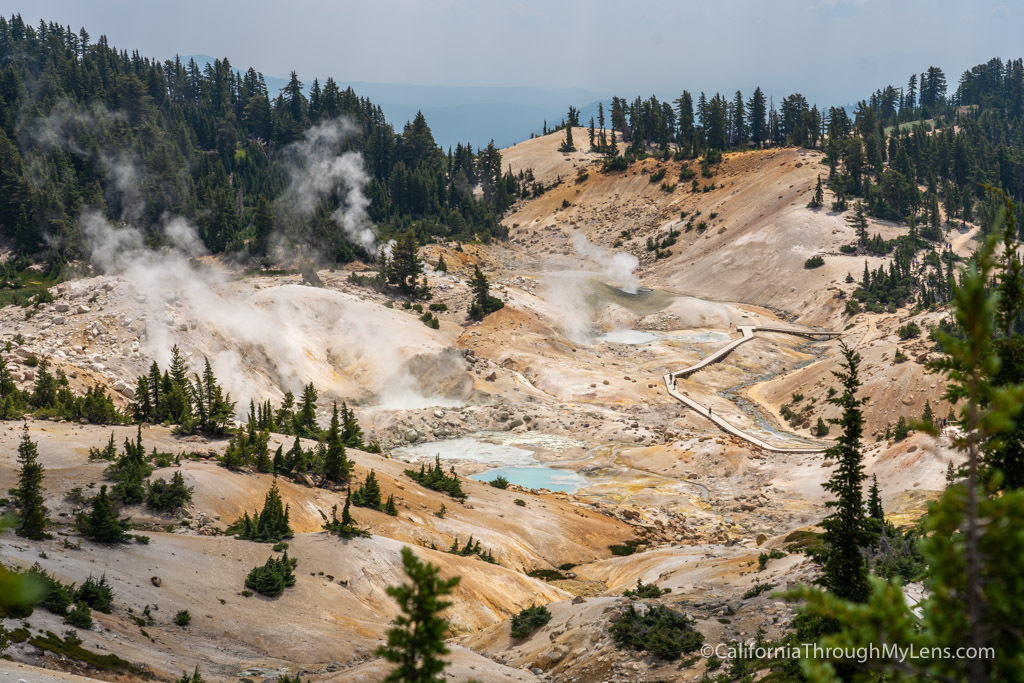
[[173, 610, 191, 627], [75, 575, 114, 613], [622, 579, 671, 598], [609, 539, 643, 556], [406, 456, 466, 501], [897, 322, 921, 339], [742, 582, 776, 599], [272, 541, 289, 552], [65, 601, 92, 629], [894, 349, 909, 363], [513, 498, 526, 507], [527, 569, 566, 581], [805, 255, 825, 269], [510, 604, 552, 638], [609, 603, 704, 660], [245, 552, 298, 597], [489, 475, 510, 490], [648, 168, 666, 183]]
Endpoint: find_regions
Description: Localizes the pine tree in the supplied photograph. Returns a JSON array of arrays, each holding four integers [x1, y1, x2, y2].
[[10, 424, 47, 540], [384, 494, 399, 516], [352, 470, 383, 509], [294, 383, 319, 437], [867, 474, 884, 522], [846, 201, 869, 245], [252, 196, 275, 258], [81, 485, 129, 543], [376, 547, 460, 683], [467, 266, 503, 321], [559, 120, 575, 152], [109, 427, 152, 504], [819, 341, 871, 603], [341, 490, 356, 528], [922, 399, 936, 425], [340, 402, 364, 448], [228, 479, 292, 542], [435, 254, 447, 273], [322, 402, 350, 484], [808, 175, 824, 208], [389, 229, 423, 296]]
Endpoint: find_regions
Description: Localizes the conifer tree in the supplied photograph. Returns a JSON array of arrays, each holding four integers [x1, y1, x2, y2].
[[819, 341, 871, 603], [435, 254, 447, 273], [81, 485, 129, 543], [322, 402, 351, 484], [389, 229, 423, 296], [846, 201, 869, 245], [229, 479, 292, 542], [808, 175, 824, 208], [340, 490, 356, 528], [922, 399, 935, 425], [559, 120, 575, 153], [252, 196, 275, 258], [867, 474, 884, 522], [384, 494, 399, 516], [294, 383, 319, 437], [109, 427, 151, 504], [340, 402, 364, 449], [352, 470, 383, 509], [467, 266, 504, 321], [10, 424, 47, 540], [377, 547, 460, 683]]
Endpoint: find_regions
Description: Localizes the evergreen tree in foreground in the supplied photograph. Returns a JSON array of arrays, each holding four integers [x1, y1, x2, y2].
[[9, 424, 48, 540], [377, 547, 460, 683], [788, 191, 1024, 681], [818, 341, 872, 603]]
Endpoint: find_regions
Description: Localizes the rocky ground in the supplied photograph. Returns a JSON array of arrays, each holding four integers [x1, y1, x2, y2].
[[0, 138, 965, 682]]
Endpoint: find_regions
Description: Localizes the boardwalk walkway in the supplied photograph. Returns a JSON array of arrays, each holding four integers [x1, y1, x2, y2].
[[664, 325, 840, 454]]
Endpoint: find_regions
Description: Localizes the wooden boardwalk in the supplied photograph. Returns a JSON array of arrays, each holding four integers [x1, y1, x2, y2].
[[664, 326, 840, 454]]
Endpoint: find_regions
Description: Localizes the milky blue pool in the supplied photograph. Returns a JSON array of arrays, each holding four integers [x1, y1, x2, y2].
[[470, 466, 588, 493]]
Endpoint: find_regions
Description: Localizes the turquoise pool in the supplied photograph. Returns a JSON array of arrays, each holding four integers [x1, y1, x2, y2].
[[470, 466, 588, 493]]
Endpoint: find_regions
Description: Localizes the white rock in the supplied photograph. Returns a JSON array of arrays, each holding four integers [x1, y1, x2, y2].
[[51, 316, 66, 325], [76, 305, 91, 314]]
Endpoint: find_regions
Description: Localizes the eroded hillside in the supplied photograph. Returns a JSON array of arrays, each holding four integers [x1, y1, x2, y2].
[[1, 133, 965, 683]]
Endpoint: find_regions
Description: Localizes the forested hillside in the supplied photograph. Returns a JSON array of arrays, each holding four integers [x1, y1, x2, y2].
[[0, 15, 520, 265], [547, 59, 1024, 232]]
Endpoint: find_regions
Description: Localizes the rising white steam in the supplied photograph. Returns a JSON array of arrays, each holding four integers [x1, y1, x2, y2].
[[571, 234, 640, 294], [81, 211, 466, 411], [276, 119, 378, 253]]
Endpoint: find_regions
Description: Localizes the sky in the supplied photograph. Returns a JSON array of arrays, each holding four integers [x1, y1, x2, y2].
[[12, 0, 1024, 107]]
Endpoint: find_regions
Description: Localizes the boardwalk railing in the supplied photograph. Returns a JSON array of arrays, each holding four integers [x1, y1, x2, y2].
[[664, 325, 839, 454]]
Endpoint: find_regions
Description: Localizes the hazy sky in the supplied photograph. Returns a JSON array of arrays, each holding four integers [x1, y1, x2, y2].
[[13, 0, 1024, 105]]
